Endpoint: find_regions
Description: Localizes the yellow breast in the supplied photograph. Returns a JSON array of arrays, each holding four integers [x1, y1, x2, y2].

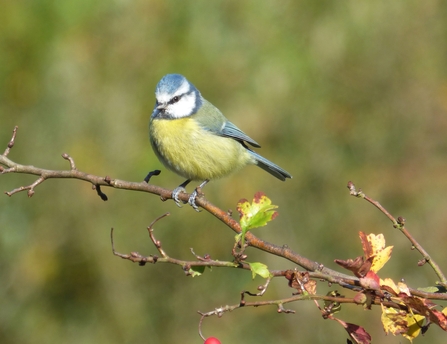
[[150, 117, 254, 181]]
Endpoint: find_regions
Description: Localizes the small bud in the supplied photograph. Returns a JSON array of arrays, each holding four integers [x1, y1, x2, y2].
[[353, 292, 367, 304], [418, 259, 426, 266]]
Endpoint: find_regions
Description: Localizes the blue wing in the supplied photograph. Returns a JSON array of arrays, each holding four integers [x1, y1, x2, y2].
[[220, 121, 260, 148], [195, 99, 261, 148]]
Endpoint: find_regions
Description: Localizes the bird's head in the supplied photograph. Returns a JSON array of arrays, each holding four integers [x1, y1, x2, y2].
[[152, 74, 203, 119]]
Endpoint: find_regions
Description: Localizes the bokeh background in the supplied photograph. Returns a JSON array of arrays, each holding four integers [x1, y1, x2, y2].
[[1, 1, 447, 343]]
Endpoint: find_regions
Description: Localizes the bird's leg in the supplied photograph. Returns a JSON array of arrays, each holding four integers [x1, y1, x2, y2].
[[188, 179, 209, 212], [172, 179, 191, 207]]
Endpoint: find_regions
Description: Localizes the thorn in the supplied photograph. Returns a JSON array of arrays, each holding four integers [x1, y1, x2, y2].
[[144, 169, 161, 183], [61, 153, 76, 170], [94, 184, 108, 201]]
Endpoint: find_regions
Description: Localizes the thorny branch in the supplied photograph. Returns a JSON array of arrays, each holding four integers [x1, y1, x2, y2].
[[110, 213, 349, 282], [111, 213, 245, 274], [1, 126, 353, 281], [2, 127, 447, 297], [110, 210, 411, 342], [3, 126, 447, 342], [196, 292, 410, 340], [347, 181, 447, 286]]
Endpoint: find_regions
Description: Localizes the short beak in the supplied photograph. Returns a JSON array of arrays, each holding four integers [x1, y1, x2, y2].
[[156, 103, 167, 110]]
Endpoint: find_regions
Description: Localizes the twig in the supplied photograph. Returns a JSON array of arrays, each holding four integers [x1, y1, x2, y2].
[[111, 219, 245, 273], [0, 126, 356, 283], [3, 126, 18, 156], [241, 277, 272, 299], [147, 213, 170, 258], [347, 181, 447, 285], [197, 294, 406, 320]]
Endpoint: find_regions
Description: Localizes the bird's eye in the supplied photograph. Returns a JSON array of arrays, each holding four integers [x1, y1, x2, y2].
[[172, 96, 179, 103]]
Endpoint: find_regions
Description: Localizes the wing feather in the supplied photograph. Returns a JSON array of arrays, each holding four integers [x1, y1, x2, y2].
[[220, 122, 260, 148]]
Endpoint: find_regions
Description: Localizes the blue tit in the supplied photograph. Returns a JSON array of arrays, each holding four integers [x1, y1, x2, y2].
[[149, 73, 292, 210]]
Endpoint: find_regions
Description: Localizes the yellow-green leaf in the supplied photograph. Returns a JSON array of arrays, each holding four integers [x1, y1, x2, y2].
[[188, 266, 205, 277], [248, 262, 271, 279], [237, 192, 278, 231]]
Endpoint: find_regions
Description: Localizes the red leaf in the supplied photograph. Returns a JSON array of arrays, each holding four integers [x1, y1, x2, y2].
[[334, 318, 372, 344]]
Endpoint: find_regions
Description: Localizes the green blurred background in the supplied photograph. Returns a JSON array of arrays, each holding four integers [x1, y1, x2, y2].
[[1, 1, 447, 343]]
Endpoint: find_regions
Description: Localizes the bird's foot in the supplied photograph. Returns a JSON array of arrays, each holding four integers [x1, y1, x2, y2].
[[172, 186, 188, 208], [188, 180, 209, 212], [172, 179, 208, 211], [188, 189, 201, 212]]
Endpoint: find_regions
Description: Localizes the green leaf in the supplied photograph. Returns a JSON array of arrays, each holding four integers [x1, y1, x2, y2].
[[324, 291, 342, 314], [188, 265, 206, 277], [417, 285, 447, 293], [248, 262, 271, 279]]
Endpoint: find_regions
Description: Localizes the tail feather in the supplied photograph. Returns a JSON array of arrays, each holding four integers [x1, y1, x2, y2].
[[249, 151, 292, 181]]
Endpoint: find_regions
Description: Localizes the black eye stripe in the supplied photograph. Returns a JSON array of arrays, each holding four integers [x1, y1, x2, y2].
[[170, 95, 180, 105]]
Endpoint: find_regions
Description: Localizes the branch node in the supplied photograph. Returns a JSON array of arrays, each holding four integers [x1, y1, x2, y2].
[[190, 248, 211, 261], [418, 258, 429, 266], [277, 304, 295, 314]]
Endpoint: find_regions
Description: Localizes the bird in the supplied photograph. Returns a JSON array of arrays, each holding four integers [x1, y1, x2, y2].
[[149, 73, 292, 210]]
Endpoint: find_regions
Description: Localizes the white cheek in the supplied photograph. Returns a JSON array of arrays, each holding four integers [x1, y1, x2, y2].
[[169, 94, 196, 118]]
